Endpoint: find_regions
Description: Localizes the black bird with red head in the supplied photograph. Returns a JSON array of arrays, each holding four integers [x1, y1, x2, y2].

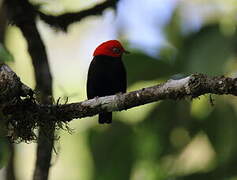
[[87, 40, 128, 124]]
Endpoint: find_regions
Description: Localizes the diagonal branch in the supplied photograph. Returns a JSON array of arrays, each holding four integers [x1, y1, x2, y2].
[[1, 64, 237, 142], [38, 0, 120, 31], [54, 74, 237, 121]]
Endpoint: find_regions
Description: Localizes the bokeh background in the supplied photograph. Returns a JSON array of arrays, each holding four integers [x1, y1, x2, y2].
[[1, 0, 237, 179]]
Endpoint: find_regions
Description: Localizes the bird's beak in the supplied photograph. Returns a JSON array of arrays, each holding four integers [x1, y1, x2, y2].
[[124, 50, 130, 54]]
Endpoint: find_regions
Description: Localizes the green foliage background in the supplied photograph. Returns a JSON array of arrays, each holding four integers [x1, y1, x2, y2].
[[1, 1, 237, 180]]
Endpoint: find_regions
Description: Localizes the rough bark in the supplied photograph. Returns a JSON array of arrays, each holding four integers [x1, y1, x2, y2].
[[0, 64, 33, 108], [1, 64, 237, 141], [54, 74, 237, 120]]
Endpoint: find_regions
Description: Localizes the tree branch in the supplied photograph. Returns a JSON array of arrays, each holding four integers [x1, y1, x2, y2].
[[54, 74, 237, 121], [0, 63, 33, 104], [38, 0, 120, 31], [1, 64, 237, 141]]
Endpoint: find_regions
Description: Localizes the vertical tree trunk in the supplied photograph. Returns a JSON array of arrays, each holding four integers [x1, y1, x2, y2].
[[6, 143, 16, 180], [18, 22, 54, 180], [4, 0, 54, 179]]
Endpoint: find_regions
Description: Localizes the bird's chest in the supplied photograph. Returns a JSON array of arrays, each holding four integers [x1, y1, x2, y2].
[[96, 61, 124, 81], [87, 56, 126, 98]]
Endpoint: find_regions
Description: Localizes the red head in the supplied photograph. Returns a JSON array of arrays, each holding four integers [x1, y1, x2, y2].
[[93, 40, 129, 58]]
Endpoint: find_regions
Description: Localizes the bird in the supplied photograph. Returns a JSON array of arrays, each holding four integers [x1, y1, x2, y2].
[[87, 40, 128, 124]]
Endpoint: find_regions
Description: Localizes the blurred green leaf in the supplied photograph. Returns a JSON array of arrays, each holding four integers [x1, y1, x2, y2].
[[182, 98, 237, 179], [124, 53, 173, 86], [186, 26, 233, 75], [203, 101, 237, 164], [0, 137, 10, 169], [174, 25, 234, 75], [0, 43, 14, 62], [131, 100, 192, 179], [88, 121, 135, 180], [165, 9, 183, 49]]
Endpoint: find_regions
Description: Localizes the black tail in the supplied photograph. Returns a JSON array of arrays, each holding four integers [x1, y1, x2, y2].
[[99, 112, 112, 124]]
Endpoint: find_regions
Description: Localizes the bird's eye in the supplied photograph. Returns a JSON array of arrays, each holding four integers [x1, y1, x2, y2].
[[112, 47, 121, 54]]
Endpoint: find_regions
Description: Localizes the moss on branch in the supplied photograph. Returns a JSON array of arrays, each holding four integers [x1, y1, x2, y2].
[[1, 64, 237, 142]]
